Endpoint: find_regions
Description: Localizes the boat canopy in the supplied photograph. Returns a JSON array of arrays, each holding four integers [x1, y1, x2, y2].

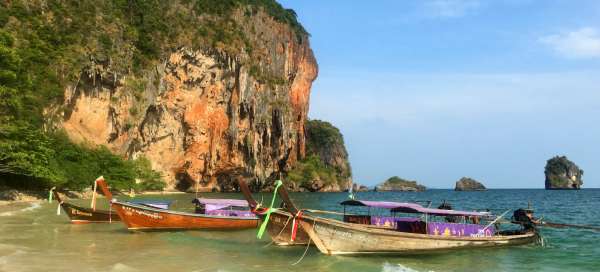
[[192, 198, 250, 212], [340, 200, 491, 217]]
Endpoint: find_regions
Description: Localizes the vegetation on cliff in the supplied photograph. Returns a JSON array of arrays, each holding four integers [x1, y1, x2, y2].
[[545, 156, 583, 189], [0, 124, 164, 191], [0, 0, 305, 125], [286, 120, 352, 191], [375, 176, 426, 192]]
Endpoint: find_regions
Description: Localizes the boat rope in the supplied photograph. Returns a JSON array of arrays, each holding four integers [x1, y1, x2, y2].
[[291, 237, 312, 266], [262, 216, 292, 248], [291, 219, 315, 266], [257, 180, 283, 239]]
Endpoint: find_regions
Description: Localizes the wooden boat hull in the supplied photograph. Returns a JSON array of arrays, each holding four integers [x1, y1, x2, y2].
[[111, 201, 260, 231], [60, 202, 121, 224], [298, 215, 539, 255], [259, 210, 311, 246]]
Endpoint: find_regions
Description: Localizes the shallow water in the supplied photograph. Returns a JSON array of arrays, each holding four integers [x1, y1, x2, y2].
[[1, 189, 599, 272]]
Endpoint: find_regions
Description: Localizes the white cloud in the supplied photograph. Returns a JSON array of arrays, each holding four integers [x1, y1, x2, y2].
[[540, 27, 600, 59], [423, 0, 481, 18]]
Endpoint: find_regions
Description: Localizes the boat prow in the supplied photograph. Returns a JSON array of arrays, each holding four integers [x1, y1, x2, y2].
[[237, 179, 311, 246], [53, 178, 121, 224]]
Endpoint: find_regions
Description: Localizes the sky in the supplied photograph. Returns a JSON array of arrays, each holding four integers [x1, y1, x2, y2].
[[279, 0, 600, 188]]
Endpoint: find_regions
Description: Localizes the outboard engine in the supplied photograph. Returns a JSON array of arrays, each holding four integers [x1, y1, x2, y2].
[[438, 200, 453, 210], [512, 208, 537, 231]]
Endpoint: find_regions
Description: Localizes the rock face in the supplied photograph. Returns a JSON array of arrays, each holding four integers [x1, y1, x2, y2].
[[352, 183, 369, 192], [545, 156, 583, 190], [285, 120, 352, 192], [454, 177, 486, 191], [0, 190, 44, 201], [48, 6, 318, 191], [375, 176, 426, 192]]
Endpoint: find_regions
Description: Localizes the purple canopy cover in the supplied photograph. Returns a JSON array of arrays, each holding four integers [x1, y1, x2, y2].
[[341, 200, 490, 217], [193, 198, 250, 211]]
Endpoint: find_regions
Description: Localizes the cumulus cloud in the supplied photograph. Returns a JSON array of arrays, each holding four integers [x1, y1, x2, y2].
[[540, 27, 600, 59], [423, 0, 481, 18]]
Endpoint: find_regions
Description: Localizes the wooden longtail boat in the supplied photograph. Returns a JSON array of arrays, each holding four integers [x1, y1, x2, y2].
[[53, 180, 121, 224], [238, 179, 311, 245], [97, 179, 259, 231], [273, 183, 539, 255]]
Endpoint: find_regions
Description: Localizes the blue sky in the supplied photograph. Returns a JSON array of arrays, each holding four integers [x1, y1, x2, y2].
[[279, 0, 600, 188]]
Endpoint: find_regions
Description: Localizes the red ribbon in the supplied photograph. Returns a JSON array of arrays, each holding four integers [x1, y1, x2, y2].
[[290, 210, 303, 241]]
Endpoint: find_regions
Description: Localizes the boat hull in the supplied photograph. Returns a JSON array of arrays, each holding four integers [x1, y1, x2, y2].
[[112, 201, 260, 231], [60, 202, 121, 224], [299, 216, 539, 255], [260, 210, 311, 246]]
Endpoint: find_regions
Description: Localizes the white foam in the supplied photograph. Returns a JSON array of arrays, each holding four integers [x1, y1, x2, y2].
[[110, 263, 140, 272], [382, 262, 434, 272], [0, 248, 27, 272], [0, 202, 42, 217]]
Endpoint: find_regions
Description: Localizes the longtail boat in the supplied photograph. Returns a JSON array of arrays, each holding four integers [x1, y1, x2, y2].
[[261, 180, 540, 255], [97, 179, 259, 231], [238, 179, 311, 245], [52, 178, 121, 224]]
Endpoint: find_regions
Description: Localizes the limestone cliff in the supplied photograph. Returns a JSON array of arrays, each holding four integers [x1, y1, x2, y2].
[[545, 156, 583, 190], [285, 120, 352, 192], [44, 1, 318, 191]]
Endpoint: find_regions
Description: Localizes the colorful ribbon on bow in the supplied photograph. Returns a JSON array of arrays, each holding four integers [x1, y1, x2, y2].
[[48, 187, 56, 203], [256, 180, 283, 239], [290, 210, 303, 241]]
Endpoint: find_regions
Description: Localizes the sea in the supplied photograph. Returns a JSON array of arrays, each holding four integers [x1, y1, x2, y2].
[[1, 189, 599, 272]]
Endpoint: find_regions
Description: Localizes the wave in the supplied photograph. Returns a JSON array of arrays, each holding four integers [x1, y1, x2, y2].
[[382, 262, 435, 272], [0, 202, 42, 217], [110, 263, 140, 272], [0, 244, 29, 271]]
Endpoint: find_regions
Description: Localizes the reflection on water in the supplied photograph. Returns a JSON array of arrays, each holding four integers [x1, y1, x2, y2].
[[0, 189, 599, 271]]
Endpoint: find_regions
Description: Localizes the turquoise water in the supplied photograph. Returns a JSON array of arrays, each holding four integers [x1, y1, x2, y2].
[[1, 189, 599, 272]]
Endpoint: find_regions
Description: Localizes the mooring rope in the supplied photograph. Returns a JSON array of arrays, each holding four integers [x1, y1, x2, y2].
[[291, 219, 316, 266], [262, 215, 292, 248]]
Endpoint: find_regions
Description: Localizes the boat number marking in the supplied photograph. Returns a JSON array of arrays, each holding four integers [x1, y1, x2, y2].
[[123, 206, 163, 220], [71, 210, 92, 217], [315, 224, 352, 239]]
